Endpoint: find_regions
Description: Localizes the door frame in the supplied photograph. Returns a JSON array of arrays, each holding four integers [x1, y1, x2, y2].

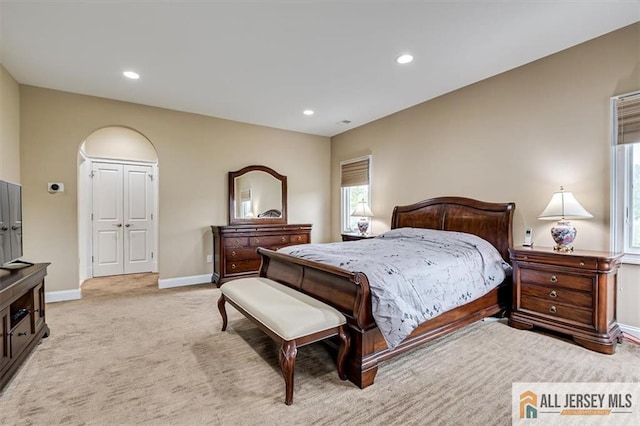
[[78, 155, 159, 282]]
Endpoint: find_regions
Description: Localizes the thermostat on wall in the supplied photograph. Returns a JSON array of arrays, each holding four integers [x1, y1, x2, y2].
[[48, 182, 64, 193]]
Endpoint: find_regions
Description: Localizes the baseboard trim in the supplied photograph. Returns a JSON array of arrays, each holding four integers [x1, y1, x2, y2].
[[45, 289, 82, 303], [158, 274, 211, 289], [620, 323, 640, 343]]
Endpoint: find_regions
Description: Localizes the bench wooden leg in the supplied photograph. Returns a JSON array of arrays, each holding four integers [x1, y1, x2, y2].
[[217, 295, 228, 331], [336, 325, 350, 380], [279, 340, 297, 405]]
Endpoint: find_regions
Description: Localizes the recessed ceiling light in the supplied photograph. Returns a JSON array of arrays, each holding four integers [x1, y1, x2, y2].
[[303, 110, 314, 116], [396, 54, 414, 65], [123, 71, 140, 80]]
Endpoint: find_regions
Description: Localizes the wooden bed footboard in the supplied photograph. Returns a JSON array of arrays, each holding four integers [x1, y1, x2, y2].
[[257, 247, 374, 331], [258, 247, 511, 389]]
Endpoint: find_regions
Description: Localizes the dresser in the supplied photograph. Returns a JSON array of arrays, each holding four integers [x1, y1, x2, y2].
[[211, 224, 311, 285], [508, 246, 622, 354]]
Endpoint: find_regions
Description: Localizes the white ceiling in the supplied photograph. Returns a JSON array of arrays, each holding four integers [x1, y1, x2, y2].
[[1, 1, 639, 137]]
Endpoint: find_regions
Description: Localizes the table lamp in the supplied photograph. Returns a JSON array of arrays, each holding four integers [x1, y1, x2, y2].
[[351, 200, 374, 236], [538, 186, 593, 252]]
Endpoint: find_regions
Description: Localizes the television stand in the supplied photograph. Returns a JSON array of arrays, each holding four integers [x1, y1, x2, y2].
[[0, 263, 50, 390]]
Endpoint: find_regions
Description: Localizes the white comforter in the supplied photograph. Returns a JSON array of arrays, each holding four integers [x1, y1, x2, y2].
[[278, 228, 511, 348]]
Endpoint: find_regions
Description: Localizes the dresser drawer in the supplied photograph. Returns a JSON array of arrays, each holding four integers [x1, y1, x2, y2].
[[520, 296, 593, 326], [520, 283, 592, 309], [9, 315, 32, 358], [520, 268, 593, 292], [224, 237, 249, 248], [225, 247, 258, 261], [251, 235, 289, 247], [225, 259, 262, 275], [289, 234, 309, 245]]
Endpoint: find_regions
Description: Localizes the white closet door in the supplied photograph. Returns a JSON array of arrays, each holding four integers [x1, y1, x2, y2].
[[92, 163, 124, 277], [123, 165, 153, 274], [92, 162, 154, 277]]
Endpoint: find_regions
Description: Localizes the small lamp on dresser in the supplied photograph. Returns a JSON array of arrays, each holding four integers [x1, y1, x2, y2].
[[538, 186, 593, 252], [351, 200, 374, 236]]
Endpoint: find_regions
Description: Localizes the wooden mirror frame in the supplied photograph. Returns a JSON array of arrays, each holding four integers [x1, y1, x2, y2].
[[228, 165, 287, 225]]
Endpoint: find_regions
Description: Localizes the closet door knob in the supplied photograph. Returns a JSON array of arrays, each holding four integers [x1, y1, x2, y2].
[[112, 223, 122, 227]]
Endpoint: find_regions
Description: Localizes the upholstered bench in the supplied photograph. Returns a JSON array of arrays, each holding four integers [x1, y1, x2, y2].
[[217, 277, 350, 405]]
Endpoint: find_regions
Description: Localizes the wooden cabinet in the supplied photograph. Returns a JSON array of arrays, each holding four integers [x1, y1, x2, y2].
[[508, 246, 622, 354], [0, 263, 50, 390], [211, 224, 311, 285]]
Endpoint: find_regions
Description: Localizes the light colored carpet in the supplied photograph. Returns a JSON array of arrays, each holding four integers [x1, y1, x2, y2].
[[0, 274, 639, 425]]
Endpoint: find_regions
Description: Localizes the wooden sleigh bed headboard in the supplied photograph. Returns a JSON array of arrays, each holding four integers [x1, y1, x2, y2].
[[390, 197, 515, 263]]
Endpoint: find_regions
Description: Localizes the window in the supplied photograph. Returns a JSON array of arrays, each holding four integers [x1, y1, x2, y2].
[[340, 156, 371, 233], [611, 91, 640, 263]]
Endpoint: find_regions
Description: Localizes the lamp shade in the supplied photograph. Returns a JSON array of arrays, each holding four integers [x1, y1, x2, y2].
[[351, 201, 374, 218], [538, 187, 593, 220]]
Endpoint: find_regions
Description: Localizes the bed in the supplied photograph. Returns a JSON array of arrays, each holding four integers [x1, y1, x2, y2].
[[256, 196, 515, 388]]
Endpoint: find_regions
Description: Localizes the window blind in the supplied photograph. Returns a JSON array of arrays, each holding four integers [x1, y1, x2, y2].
[[341, 158, 370, 187], [240, 189, 251, 202], [615, 92, 640, 145]]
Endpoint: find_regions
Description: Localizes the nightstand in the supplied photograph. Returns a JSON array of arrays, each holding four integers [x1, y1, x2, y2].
[[341, 233, 376, 242], [508, 246, 623, 354]]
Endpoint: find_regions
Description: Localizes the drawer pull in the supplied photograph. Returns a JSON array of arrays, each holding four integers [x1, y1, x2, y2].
[[231, 263, 237, 270], [579, 261, 585, 266], [549, 306, 557, 314], [255, 238, 260, 244], [231, 251, 236, 257], [550, 275, 558, 283], [549, 290, 557, 298], [281, 237, 286, 242], [523, 256, 528, 260], [296, 236, 302, 241]]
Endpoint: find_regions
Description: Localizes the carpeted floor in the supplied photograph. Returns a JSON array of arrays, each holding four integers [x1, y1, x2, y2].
[[0, 274, 639, 425]]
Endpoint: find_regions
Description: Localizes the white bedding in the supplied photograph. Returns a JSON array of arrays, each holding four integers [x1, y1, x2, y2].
[[278, 228, 511, 348]]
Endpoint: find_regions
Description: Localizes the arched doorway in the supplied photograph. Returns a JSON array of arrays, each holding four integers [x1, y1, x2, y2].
[[77, 126, 159, 284]]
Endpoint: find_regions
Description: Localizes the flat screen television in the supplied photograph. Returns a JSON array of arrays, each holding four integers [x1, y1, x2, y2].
[[0, 180, 27, 270]]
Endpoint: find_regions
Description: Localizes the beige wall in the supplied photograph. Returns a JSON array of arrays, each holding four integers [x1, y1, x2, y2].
[[20, 86, 331, 292], [81, 126, 158, 162], [331, 24, 640, 327], [0, 65, 20, 183]]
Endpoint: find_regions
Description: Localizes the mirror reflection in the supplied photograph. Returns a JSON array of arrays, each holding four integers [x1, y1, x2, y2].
[[229, 165, 287, 225], [234, 171, 282, 219]]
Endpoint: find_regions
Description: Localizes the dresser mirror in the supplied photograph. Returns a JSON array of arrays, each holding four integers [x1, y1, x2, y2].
[[229, 165, 287, 225]]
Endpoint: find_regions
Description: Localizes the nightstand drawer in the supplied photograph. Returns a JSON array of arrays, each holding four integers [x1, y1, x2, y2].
[[520, 283, 592, 309], [520, 268, 593, 292], [511, 252, 598, 270], [520, 297, 593, 326]]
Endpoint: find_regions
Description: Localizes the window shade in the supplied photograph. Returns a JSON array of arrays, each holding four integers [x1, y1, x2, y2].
[[616, 93, 640, 145], [240, 189, 251, 202], [341, 158, 370, 187]]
